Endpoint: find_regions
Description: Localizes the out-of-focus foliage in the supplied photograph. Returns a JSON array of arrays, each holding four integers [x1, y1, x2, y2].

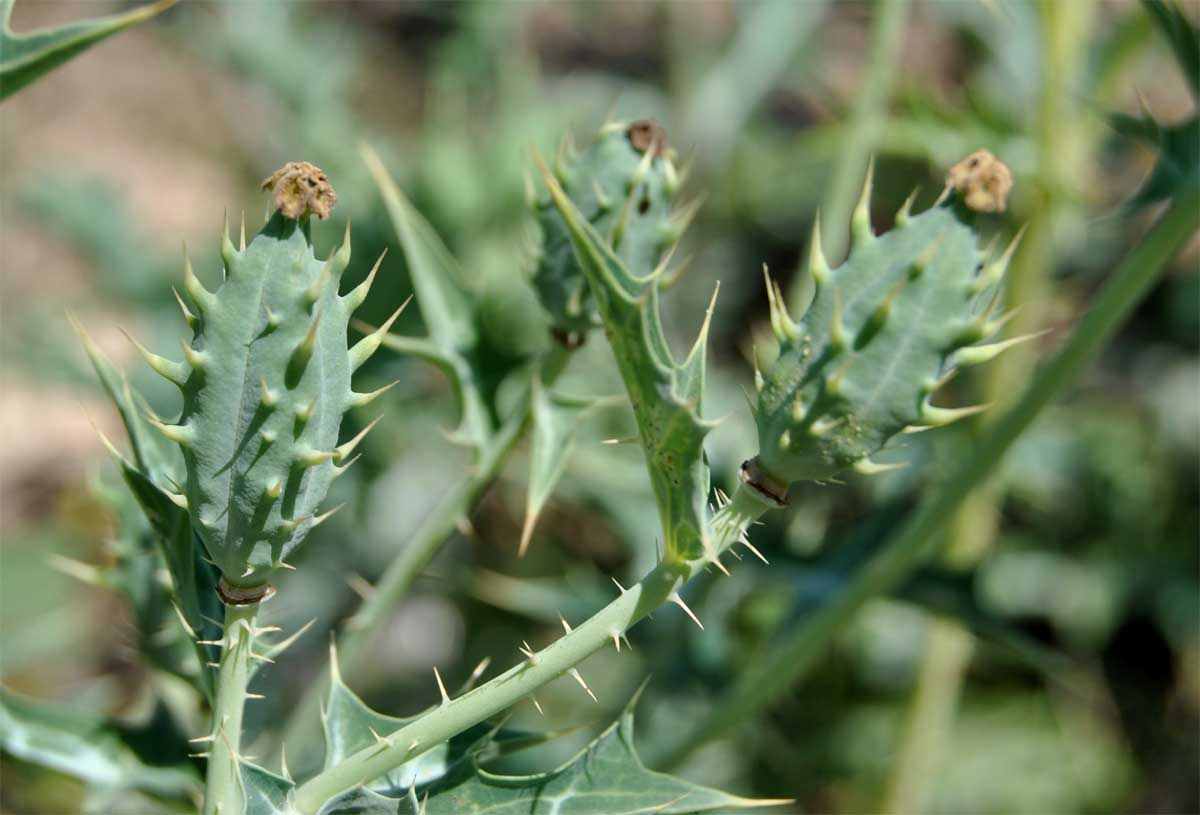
[[2, 1, 1197, 814]]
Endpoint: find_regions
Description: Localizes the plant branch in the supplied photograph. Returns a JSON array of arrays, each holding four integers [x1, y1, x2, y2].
[[290, 483, 773, 812], [657, 187, 1200, 769], [203, 600, 260, 815], [280, 346, 571, 755]]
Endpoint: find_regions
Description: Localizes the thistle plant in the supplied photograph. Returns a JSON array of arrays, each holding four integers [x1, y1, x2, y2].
[[43, 100, 1195, 812]]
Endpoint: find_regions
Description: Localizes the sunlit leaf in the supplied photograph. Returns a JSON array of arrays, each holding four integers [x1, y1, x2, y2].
[[0, 688, 199, 801], [519, 379, 588, 556], [0, 0, 175, 100]]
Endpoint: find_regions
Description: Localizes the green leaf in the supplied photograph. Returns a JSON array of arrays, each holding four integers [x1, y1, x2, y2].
[[322, 650, 552, 797], [361, 143, 492, 453], [0, 0, 175, 100], [536, 154, 716, 564], [70, 314, 183, 488], [240, 761, 295, 815], [1128, 115, 1199, 207], [1143, 0, 1199, 97], [0, 688, 199, 801], [392, 690, 787, 815], [519, 378, 587, 556], [71, 315, 221, 694]]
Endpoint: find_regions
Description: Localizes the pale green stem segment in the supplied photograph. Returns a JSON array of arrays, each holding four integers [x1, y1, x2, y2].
[[881, 5, 1096, 811], [291, 483, 772, 812], [281, 346, 571, 754], [204, 601, 260, 815], [658, 188, 1200, 769]]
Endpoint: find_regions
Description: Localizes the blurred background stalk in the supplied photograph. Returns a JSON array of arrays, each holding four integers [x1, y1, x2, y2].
[[880, 2, 1097, 812]]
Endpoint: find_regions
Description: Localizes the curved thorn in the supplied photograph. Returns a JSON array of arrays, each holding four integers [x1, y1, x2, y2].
[[343, 249, 387, 311], [260, 378, 278, 410], [296, 447, 334, 468], [179, 338, 205, 371], [305, 257, 333, 309], [433, 666, 451, 706], [851, 156, 875, 245], [221, 210, 236, 270], [171, 286, 199, 330], [919, 399, 990, 426], [829, 290, 849, 353], [311, 503, 345, 527], [853, 457, 909, 475], [334, 415, 382, 464], [669, 593, 704, 630], [334, 220, 352, 274], [950, 330, 1047, 368], [808, 214, 831, 285], [182, 245, 215, 311], [288, 312, 322, 383], [568, 668, 597, 702], [349, 296, 410, 371], [971, 224, 1027, 295], [121, 329, 188, 387], [349, 378, 400, 409], [896, 187, 920, 227], [144, 413, 195, 446]]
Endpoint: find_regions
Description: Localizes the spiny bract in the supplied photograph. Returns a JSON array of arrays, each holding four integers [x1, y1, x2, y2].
[[751, 166, 1022, 496], [135, 166, 394, 589], [532, 119, 685, 335]]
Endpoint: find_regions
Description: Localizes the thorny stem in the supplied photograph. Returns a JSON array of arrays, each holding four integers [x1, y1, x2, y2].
[[656, 188, 1200, 769], [203, 601, 260, 815], [280, 346, 571, 756], [290, 483, 773, 812]]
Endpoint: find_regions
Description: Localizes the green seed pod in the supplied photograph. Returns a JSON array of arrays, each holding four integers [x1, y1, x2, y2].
[[139, 163, 396, 591], [749, 158, 1024, 500], [532, 119, 685, 336]]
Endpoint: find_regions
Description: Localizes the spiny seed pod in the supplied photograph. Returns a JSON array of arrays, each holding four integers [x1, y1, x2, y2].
[[136, 163, 397, 592], [747, 157, 1026, 502], [531, 119, 689, 337]]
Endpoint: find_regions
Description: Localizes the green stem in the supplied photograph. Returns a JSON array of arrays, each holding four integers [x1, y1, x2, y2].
[[656, 188, 1200, 769], [790, 0, 909, 305], [203, 601, 260, 815], [280, 346, 571, 755], [291, 483, 773, 812]]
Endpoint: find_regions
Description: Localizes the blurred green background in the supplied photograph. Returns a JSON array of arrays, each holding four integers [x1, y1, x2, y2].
[[1, 1, 1196, 813]]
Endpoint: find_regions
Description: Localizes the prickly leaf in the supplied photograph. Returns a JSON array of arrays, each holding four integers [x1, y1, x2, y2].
[[754, 187, 1009, 486], [321, 653, 547, 798], [150, 202, 380, 588], [0, 688, 199, 801], [394, 694, 788, 814], [537, 153, 715, 563], [0, 0, 175, 99], [519, 380, 586, 556], [240, 761, 294, 815], [73, 320, 221, 685]]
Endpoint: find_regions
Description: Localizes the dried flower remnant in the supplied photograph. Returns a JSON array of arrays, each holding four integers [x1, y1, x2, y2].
[[946, 150, 1013, 213], [262, 161, 338, 220]]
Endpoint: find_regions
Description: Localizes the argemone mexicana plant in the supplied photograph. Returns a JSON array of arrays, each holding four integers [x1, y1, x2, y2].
[[65, 112, 1187, 813]]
